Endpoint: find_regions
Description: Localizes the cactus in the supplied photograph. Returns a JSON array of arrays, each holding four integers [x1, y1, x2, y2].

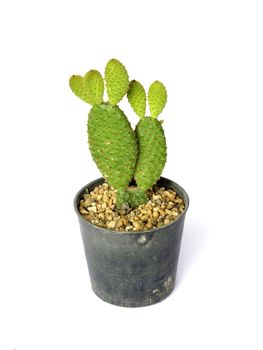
[[69, 70, 104, 105], [105, 59, 130, 105], [88, 103, 137, 191], [128, 80, 167, 195], [69, 59, 137, 205], [70, 59, 168, 210]]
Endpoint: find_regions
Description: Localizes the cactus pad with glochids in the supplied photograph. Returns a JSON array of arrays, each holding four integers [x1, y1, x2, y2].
[[88, 103, 137, 191], [127, 80, 167, 205], [70, 59, 137, 198], [69, 59, 168, 209]]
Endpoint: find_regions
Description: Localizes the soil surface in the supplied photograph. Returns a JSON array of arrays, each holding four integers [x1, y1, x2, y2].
[[79, 183, 185, 232]]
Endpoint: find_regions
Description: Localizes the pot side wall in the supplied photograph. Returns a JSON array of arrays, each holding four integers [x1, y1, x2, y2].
[[75, 177, 189, 307]]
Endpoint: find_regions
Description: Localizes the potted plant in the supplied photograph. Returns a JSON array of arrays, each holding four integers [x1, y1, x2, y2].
[[69, 59, 189, 307]]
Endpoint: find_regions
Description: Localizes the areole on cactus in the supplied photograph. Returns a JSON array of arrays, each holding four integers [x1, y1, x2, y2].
[[69, 59, 167, 209]]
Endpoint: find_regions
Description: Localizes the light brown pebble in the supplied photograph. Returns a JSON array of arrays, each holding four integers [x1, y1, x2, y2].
[[122, 218, 128, 226], [112, 211, 118, 217], [168, 193, 176, 201], [107, 221, 116, 229], [148, 218, 156, 225], [133, 221, 141, 231], [79, 207, 89, 214], [141, 215, 148, 222], [167, 202, 175, 209], [102, 195, 108, 202], [97, 221, 105, 227], [145, 222, 153, 230], [152, 194, 161, 201], [165, 209, 172, 215], [88, 211, 95, 218], [158, 209, 165, 216], [88, 206, 97, 213], [153, 211, 159, 219], [115, 219, 123, 229]]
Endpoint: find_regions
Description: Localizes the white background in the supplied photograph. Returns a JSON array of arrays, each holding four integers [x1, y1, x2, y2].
[[0, 0, 262, 349]]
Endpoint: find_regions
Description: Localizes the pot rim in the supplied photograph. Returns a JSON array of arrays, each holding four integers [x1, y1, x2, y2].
[[73, 176, 189, 236]]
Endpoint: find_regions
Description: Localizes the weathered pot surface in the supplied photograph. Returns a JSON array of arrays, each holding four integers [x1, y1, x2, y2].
[[74, 177, 189, 307]]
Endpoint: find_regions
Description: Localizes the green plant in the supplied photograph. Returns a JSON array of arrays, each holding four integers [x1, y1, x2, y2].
[[127, 80, 167, 204], [69, 59, 167, 209]]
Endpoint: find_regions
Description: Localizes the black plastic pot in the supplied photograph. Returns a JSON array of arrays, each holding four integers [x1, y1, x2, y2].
[[74, 177, 189, 307]]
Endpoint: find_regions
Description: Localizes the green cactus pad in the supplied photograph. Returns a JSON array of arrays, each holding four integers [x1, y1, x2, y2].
[[105, 59, 129, 105], [83, 70, 104, 105], [134, 118, 167, 190], [127, 188, 148, 208], [69, 75, 90, 104], [88, 103, 137, 190], [116, 190, 130, 209], [148, 81, 167, 118], [127, 80, 146, 118], [116, 188, 148, 209], [69, 70, 104, 105]]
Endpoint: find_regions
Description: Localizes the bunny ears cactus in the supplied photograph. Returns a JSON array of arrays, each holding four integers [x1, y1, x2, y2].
[[127, 80, 167, 119], [69, 59, 168, 209], [69, 70, 104, 105], [69, 59, 129, 106], [69, 59, 137, 196], [127, 80, 167, 194]]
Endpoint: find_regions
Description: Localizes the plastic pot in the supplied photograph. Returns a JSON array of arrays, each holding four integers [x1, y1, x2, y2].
[[74, 177, 189, 307]]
